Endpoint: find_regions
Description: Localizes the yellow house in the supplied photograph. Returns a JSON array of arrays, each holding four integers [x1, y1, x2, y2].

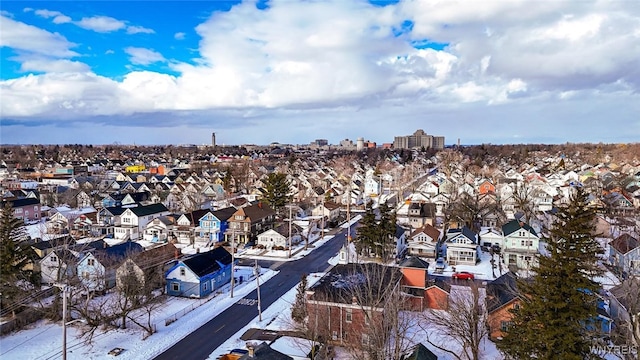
[[126, 164, 146, 173]]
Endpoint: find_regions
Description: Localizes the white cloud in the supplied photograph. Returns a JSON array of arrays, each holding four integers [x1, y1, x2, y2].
[[75, 15, 126, 32], [34, 9, 71, 24], [1, 10, 14, 18], [124, 47, 166, 65], [0, 15, 79, 58], [105, 49, 115, 55], [19, 58, 90, 73], [174, 32, 186, 40], [126, 25, 154, 34], [2, 0, 640, 144]]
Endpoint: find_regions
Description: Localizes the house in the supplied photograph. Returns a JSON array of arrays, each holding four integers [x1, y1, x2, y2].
[[40, 249, 79, 285], [406, 224, 441, 259], [116, 243, 179, 291], [1, 197, 41, 223], [211, 207, 238, 242], [114, 203, 170, 241], [443, 226, 479, 266], [478, 227, 503, 249], [608, 281, 640, 344], [609, 233, 640, 277], [306, 263, 403, 346], [501, 219, 540, 270], [477, 179, 496, 195], [142, 216, 174, 243], [311, 201, 342, 225], [76, 241, 144, 292], [406, 202, 437, 229], [256, 222, 303, 251], [399, 256, 449, 311], [165, 247, 233, 298], [486, 272, 522, 340], [225, 203, 276, 245]]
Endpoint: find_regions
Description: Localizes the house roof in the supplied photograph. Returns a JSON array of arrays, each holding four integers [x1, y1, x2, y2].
[[2, 197, 40, 208], [399, 256, 429, 269], [410, 224, 441, 241], [446, 226, 476, 243], [237, 342, 293, 360], [212, 207, 237, 222], [426, 279, 451, 294], [91, 241, 144, 267], [182, 247, 232, 277], [128, 203, 169, 217], [502, 219, 538, 237], [403, 343, 438, 360], [241, 203, 276, 222], [609, 233, 639, 254], [184, 209, 213, 226], [486, 272, 521, 314], [307, 263, 402, 305], [129, 243, 179, 269]]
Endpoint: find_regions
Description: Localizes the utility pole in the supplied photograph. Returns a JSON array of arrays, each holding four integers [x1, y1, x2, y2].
[[288, 204, 293, 258], [230, 226, 235, 298], [320, 197, 325, 244], [62, 284, 67, 360], [255, 259, 262, 322]]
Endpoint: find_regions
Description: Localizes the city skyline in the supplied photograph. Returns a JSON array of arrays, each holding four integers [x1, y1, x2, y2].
[[1, 0, 639, 145]]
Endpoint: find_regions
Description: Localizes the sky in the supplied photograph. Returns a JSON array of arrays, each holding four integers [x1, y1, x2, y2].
[[1, 0, 639, 146]]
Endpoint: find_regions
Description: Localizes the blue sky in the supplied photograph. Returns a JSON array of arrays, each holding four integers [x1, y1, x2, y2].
[[1, 0, 639, 145]]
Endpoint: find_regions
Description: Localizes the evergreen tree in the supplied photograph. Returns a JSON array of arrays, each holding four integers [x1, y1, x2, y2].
[[291, 273, 308, 323], [498, 187, 604, 360], [355, 203, 397, 261], [0, 202, 35, 312], [262, 172, 292, 214], [356, 206, 378, 255]]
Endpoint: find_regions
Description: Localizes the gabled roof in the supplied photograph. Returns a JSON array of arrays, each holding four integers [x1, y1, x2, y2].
[[402, 343, 438, 360], [128, 243, 179, 269], [609, 233, 639, 254], [2, 197, 40, 208], [426, 279, 451, 294], [128, 203, 169, 217], [238, 342, 293, 360], [399, 256, 429, 269], [182, 247, 232, 277], [486, 272, 521, 313], [502, 219, 537, 237], [241, 203, 275, 222], [212, 207, 238, 222], [446, 226, 476, 243], [410, 224, 441, 241], [307, 263, 402, 305]]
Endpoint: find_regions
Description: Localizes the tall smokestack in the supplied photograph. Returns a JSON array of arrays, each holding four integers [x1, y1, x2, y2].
[[211, 132, 216, 147]]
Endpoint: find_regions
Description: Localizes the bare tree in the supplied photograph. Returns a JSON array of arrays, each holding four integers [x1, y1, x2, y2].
[[609, 277, 640, 360], [420, 284, 489, 360]]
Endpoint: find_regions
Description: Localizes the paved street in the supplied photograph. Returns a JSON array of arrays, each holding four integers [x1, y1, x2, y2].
[[154, 224, 356, 360]]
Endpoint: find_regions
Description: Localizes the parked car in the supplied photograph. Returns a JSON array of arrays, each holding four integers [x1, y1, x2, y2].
[[435, 257, 446, 273], [491, 244, 501, 254], [452, 271, 475, 280]]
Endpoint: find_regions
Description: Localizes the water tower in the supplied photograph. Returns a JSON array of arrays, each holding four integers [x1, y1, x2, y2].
[[356, 137, 364, 151]]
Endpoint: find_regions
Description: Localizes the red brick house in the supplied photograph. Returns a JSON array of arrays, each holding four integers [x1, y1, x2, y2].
[[486, 272, 522, 340], [306, 263, 402, 347]]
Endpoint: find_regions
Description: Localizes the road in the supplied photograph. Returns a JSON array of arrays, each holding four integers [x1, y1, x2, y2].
[[154, 224, 356, 360]]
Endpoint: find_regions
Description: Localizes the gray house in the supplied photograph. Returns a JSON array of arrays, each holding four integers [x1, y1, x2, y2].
[[609, 233, 640, 277]]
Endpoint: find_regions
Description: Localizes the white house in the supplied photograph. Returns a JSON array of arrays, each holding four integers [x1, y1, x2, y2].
[[40, 249, 79, 285], [114, 203, 170, 241], [478, 227, 504, 248], [444, 226, 479, 266], [406, 224, 441, 259], [142, 217, 173, 244], [501, 219, 540, 270]]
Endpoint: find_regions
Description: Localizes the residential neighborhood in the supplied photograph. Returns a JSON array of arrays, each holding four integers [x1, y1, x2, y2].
[[1, 142, 639, 359]]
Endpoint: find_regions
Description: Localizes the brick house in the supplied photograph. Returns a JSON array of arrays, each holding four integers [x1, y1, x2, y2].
[[306, 263, 402, 347], [486, 272, 522, 340]]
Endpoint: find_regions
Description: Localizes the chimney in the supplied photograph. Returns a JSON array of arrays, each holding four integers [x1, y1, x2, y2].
[[246, 343, 256, 358], [258, 202, 262, 209]]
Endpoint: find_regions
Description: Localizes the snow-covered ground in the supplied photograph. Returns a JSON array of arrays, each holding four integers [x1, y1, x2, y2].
[[429, 249, 509, 282]]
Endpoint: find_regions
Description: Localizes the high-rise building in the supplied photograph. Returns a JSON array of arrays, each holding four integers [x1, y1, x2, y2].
[[393, 129, 445, 150], [212, 132, 216, 147]]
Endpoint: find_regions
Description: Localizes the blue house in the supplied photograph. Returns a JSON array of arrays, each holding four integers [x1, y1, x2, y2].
[[76, 241, 144, 292], [212, 207, 237, 242], [195, 212, 222, 243], [165, 247, 234, 298]]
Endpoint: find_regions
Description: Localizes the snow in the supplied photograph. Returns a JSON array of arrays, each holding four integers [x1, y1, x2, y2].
[[3, 213, 511, 360], [430, 249, 509, 282]]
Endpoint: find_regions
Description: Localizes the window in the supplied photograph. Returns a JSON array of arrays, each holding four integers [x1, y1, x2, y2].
[[87, 259, 95, 266], [180, 268, 186, 276], [332, 331, 338, 341], [520, 240, 533, 247], [345, 308, 352, 323], [361, 334, 370, 346], [514, 303, 520, 310], [171, 282, 179, 292], [203, 282, 208, 291], [82, 271, 89, 279], [500, 321, 513, 332]]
